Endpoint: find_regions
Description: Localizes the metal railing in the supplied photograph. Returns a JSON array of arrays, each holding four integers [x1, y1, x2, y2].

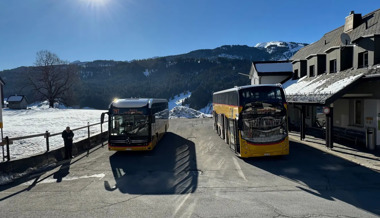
[[0, 121, 107, 162]]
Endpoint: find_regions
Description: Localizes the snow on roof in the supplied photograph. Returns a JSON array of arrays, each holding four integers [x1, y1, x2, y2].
[[283, 65, 380, 104], [213, 84, 281, 95], [254, 62, 292, 73], [111, 98, 167, 108], [8, 95, 24, 102]]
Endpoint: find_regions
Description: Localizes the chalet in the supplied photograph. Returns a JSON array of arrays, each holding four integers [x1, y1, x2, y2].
[[249, 61, 293, 85], [8, 95, 28, 109], [284, 9, 380, 150]]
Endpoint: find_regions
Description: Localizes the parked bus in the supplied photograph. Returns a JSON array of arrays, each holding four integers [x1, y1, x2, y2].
[[101, 98, 169, 151], [213, 84, 289, 158]]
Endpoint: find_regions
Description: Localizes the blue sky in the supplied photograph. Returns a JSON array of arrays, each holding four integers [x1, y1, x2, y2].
[[0, 0, 378, 71]]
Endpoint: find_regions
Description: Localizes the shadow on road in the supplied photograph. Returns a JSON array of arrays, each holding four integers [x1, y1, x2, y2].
[[243, 141, 380, 215], [53, 162, 70, 183], [104, 132, 198, 195]]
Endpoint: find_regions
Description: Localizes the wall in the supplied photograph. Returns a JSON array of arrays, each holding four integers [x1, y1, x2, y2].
[[292, 61, 307, 78], [307, 56, 318, 77], [326, 48, 340, 73], [251, 70, 259, 85], [348, 80, 380, 98], [0, 131, 108, 175], [260, 75, 289, 84], [333, 99, 350, 127]]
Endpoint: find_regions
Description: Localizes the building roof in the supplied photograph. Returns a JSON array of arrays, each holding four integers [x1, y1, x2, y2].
[[292, 8, 380, 61], [250, 61, 293, 78], [110, 98, 167, 109], [283, 64, 380, 105], [286, 8, 380, 105], [214, 84, 282, 95], [7, 95, 26, 103]]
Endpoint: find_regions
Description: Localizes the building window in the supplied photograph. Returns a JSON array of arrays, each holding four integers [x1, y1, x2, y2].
[[309, 65, 315, 77], [354, 100, 363, 126], [329, 59, 337, 73], [358, 51, 368, 68], [293, 69, 299, 79]]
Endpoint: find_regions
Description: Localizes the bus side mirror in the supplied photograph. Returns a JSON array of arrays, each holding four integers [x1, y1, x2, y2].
[[152, 116, 156, 123], [101, 112, 108, 124]]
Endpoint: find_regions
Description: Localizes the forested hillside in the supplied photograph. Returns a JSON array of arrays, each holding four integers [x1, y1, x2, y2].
[[0, 42, 307, 110]]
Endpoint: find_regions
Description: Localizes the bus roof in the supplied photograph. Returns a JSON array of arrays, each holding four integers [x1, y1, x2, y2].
[[213, 84, 282, 95], [111, 98, 167, 109]]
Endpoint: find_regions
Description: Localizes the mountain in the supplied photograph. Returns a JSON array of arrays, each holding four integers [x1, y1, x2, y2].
[[254, 41, 308, 61], [0, 41, 307, 110]]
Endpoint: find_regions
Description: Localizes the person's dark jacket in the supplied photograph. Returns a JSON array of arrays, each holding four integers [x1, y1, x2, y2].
[[62, 130, 74, 145]]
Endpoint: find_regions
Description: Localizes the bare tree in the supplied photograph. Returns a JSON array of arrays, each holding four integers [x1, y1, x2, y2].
[[29, 50, 79, 108]]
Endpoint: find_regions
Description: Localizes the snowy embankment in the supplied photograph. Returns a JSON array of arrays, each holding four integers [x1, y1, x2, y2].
[[170, 106, 212, 119], [1, 102, 107, 161], [168, 92, 212, 118]]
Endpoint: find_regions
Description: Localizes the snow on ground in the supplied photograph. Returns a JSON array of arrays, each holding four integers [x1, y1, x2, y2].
[[199, 103, 213, 114], [1, 101, 107, 162], [168, 92, 191, 110], [169, 106, 212, 119]]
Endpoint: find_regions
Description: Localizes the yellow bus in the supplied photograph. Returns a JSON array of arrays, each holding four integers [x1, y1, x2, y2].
[[213, 84, 289, 158], [101, 98, 169, 151]]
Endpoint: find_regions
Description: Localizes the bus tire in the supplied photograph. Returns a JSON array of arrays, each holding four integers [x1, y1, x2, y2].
[[221, 115, 225, 140], [224, 117, 229, 144]]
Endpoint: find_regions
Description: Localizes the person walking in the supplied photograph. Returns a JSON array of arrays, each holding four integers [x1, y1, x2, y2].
[[62, 126, 74, 159]]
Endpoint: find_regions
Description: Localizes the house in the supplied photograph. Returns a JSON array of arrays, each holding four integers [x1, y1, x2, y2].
[[8, 95, 28, 109], [249, 61, 293, 85], [284, 9, 380, 150]]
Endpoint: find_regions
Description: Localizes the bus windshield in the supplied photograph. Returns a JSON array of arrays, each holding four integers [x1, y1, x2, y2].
[[110, 114, 149, 137], [239, 86, 285, 107], [239, 86, 287, 143]]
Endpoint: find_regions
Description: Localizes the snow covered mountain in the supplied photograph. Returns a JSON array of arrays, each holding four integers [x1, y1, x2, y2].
[[255, 41, 308, 61]]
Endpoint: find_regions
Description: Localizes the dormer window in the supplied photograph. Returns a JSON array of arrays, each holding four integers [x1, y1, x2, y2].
[[329, 59, 337, 73], [293, 69, 299, 79], [358, 51, 368, 68], [309, 65, 315, 77]]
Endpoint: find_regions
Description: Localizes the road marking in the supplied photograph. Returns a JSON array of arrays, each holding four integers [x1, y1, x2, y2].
[[22, 173, 106, 185], [232, 157, 247, 181]]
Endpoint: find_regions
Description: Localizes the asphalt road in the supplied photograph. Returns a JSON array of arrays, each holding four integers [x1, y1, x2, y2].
[[1, 118, 380, 217]]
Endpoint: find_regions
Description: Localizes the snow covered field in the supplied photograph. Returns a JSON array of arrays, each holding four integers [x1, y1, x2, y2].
[[0, 99, 212, 162], [1, 102, 107, 161]]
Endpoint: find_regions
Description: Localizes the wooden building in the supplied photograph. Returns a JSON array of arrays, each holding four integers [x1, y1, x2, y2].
[[8, 95, 28, 109]]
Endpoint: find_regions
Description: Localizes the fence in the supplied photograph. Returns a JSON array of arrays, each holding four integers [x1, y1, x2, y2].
[[0, 121, 107, 162]]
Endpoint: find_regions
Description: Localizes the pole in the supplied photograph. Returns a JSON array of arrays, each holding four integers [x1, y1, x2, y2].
[[325, 107, 334, 149], [87, 122, 90, 139], [6, 136, 10, 161], [45, 131, 50, 152], [100, 122, 103, 147], [1, 128, 4, 162], [301, 106, 306, 141]]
